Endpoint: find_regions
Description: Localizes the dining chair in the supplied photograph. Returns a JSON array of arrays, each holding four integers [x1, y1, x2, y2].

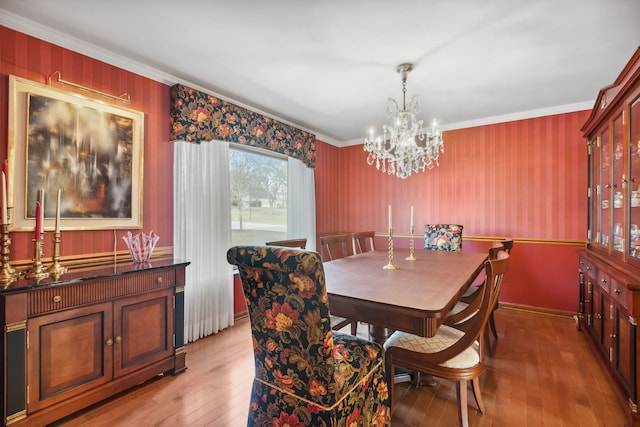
[[227, 245, 391, 426], [424, 224, 463, 252], [320, 233, 358, 335], [320, 233, 353, 261], [384, 252, 510, 427], [265, 237, 307, 249], [353, 231, 376, 254], [445, 243, 504, 328], [457, 239, 513, 355], [487, 238, 513, 341]]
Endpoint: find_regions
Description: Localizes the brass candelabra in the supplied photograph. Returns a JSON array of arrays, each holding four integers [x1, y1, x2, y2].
[[406, 225, 417, 261], [383, 227, 399, 270], [24, 239, 49, 281], [0, 223, 18, 287], [48, 231, 67, 278]]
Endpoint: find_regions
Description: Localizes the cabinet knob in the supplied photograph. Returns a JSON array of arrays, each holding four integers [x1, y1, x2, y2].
[[584, 299, 590, 303], [156, 276, 163, 284], [614, 288, 621, 294], [587, 266, 591, 271], [115, 336, 122, 343], [601, 278, 607, 284], [106, 338, 114, 346], [52, 295, 62, 303], [595, 313, 602, 319], [605, 184, 612, 189], [610, 334, 617, 339]]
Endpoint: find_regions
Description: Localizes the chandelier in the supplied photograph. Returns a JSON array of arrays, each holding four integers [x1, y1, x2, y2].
[[364, 63, 444, 179]]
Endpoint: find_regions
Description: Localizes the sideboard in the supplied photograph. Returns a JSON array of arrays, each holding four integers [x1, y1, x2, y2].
[[0, 257, 190, 426]]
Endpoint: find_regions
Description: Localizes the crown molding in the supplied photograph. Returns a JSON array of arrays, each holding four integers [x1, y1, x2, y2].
[[338, 101, 594, 147]]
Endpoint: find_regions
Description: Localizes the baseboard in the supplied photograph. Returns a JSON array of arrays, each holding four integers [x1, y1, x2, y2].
[[499, 301, 576, 318], [234, 311, 248, 322]]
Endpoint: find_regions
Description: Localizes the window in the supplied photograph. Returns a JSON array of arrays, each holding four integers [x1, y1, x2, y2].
[[230, 146, 287, 245]]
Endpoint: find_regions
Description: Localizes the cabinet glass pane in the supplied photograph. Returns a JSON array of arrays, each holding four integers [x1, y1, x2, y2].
[[601, 130, 611, 248], [612, 115, 624, 252], [591, 139, 600, 245], [630, 97, 640, 258]]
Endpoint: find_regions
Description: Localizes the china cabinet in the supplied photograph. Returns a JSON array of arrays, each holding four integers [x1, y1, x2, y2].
[[0, 258, 189, 426], [579, 47, 640, 427]]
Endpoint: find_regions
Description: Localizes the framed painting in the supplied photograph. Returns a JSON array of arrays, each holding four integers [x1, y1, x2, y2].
[[7, 75, 144, 231]]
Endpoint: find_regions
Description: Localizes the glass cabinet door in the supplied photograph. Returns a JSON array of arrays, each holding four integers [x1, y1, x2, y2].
[[601, 129, 611, 248], [612, 114, 624, 253], [629, 97, 640, 258]]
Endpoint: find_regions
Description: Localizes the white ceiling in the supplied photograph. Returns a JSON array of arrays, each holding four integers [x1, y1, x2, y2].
[[1, 0, 639, 146]]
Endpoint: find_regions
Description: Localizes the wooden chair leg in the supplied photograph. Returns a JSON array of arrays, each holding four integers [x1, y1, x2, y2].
[[350, 321, 358, 336], [455, 380, 470, 427], [484, 328, 495, 357], [489, 311, 498, 339], [471, 377, 485, 413], [386, 359, 395, 413]]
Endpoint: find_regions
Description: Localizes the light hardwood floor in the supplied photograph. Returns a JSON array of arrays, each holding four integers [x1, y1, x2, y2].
[[52, 307, 627, 426]]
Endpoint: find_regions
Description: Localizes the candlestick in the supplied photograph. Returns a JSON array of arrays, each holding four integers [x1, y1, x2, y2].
[[24, 239, 49, 281], [388, 205, 392, 229], [383, 225, 399, 270], [55, 189, 61, 233], [0, 224, 18, 287], [47, 231, 67, 278], [406, 224, 417, 261]]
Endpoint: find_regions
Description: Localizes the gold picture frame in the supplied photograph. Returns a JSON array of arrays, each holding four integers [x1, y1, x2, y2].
[[7, 75, 144, 231]]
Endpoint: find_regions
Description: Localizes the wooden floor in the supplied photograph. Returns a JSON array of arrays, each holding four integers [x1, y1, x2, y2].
[[51, 307, 627, 427]]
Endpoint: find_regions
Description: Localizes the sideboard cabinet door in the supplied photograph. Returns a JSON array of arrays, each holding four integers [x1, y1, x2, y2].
[[114, 288, 174, 378], [27, 302, 113, 412]]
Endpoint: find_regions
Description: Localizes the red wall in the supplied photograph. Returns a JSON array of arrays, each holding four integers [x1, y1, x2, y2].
[[1, 26, 587, 315], [0, 26, 173, 259], [314, 112, 590, 313]]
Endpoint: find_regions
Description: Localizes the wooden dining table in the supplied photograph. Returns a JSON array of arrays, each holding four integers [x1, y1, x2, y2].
[[323, 248, 488, 343]]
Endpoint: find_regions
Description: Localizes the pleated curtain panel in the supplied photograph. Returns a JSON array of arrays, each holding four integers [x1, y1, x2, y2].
[[170, 84, 317, 342]]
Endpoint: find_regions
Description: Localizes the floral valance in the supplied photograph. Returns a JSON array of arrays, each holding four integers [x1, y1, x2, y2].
[[170, 84, 316, 168]]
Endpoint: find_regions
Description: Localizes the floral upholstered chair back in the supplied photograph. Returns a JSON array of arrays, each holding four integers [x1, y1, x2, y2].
[[226, 246, 391, 427], [424, 224, 463, 252]]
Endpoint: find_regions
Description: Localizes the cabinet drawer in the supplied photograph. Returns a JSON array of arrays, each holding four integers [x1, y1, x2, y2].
[[597, 270, 611, 292], [28, 269, 176, 316], [580, 257, 597, 281], [610, 277, 629, 310]]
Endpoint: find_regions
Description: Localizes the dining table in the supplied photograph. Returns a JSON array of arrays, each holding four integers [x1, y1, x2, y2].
[[323, 248, 488, 344]]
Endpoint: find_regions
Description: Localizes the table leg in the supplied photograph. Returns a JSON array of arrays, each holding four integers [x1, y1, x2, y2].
[[368, 324, 390, 346]]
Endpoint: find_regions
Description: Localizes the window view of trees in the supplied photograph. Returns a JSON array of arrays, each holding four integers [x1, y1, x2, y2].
[[230, 147, 287, 245]]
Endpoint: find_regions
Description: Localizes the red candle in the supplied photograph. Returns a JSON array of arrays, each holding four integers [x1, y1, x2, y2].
[[35, 201, 41, 240], [2, 160, 7, 212]]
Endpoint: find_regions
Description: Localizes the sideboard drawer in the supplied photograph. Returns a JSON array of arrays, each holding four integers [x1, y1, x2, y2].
[[28, 269, 176, 316], [610, 277, 629, 310], [597, 270, 611, 293]]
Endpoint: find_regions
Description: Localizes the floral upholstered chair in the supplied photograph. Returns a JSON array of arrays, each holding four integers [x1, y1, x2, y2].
[[424, 224, 464, 252], [226, 246, 391, 427]]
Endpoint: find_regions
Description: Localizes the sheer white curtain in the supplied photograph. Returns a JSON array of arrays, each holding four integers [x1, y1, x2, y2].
[[173, 140, 234, 343], [288, 157, 316, 251]]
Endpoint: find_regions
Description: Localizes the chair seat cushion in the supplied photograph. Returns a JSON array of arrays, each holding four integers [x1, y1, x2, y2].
[[331, 332, 384, 399], [384, 327, 480, 369], [449, 301, 468, 316]]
